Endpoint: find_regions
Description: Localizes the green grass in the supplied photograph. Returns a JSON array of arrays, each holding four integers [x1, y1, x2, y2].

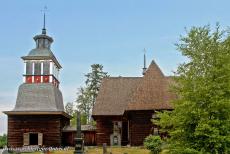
[[86, 147, 150, 154], [18, 147, 170, 154], [19, 147, 150, 154]]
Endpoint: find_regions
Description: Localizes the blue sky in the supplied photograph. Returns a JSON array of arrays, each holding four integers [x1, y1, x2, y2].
[[0, 0, 230, 135]]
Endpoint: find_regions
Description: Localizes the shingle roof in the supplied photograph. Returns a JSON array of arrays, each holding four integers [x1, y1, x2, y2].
[[127, 61, 176, 110], [21, 48, 62, 69], [12, 83, 64, 112], [92, 60, 176, 116], [27, 48, 54, 57], [92, 77, 141, 116], [21, 33, 61, 68]]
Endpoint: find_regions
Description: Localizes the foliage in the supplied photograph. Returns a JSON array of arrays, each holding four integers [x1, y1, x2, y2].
[[157, 25, 230, 153], [144, 135, 163, 154], [153, 111, 173, 134], [70, 111, 87, 126], [64, 102, 74, 116], [85, 64, 109, 106], [64, 102, 87, 126], [76, 64, 108, 124], [0, 134, 7, 148], [76, 87, 93, 123]]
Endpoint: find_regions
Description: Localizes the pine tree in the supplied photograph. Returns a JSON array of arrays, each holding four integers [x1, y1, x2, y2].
[[76, 64, 108, 124], [85, 64, 108, 107]]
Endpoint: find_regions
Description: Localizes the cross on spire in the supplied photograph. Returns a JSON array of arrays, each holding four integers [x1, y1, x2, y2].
[[41, 6, 48, 35]]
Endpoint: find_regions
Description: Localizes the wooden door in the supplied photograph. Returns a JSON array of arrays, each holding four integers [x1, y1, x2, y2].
[[23, 133, 29, 146], [38, 133, 43, 146], [122, 121, 128, 145]]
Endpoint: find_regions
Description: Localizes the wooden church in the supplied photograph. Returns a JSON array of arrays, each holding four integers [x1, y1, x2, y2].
[[4, 17, 71, 147], [92, 57, 177, 146]]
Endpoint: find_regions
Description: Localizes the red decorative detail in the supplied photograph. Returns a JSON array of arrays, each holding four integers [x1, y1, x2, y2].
[[43, 76, 49, 83], [26, 76, 32, 83], [34, 76, 41, 83]]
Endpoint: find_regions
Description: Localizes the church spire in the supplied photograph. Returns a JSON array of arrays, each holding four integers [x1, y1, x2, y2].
[[142, 48, 147, 75], [42, 6, 47, 35], [42, 13, 46, 34]]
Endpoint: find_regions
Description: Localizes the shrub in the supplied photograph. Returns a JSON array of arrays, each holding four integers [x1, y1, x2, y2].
[[0, 134, 7, 148], [144, 135, 162, 154]]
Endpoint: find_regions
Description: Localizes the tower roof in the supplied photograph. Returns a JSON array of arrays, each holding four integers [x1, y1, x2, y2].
[[21, 32, 62, 68], [22, 48, 62, 68], [12, 83, 64, 112]]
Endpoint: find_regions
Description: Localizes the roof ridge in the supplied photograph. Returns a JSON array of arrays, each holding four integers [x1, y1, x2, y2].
[[107, 77, 142, 78]]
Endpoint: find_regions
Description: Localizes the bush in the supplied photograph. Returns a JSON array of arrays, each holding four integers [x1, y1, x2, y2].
[[0, 134, 7, 148], [144, 135, 162, 154]]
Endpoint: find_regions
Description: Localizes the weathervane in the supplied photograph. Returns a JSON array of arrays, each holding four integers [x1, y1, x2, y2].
[[41, 6, 48, 34]]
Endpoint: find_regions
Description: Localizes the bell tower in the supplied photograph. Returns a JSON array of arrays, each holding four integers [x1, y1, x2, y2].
[[22, 13, 61, 88], [4, 12, 70, 148]]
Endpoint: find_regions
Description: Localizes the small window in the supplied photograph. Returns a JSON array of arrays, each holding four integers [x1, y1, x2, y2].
[[38, 39, 43, 48], [44, 39, 49, 48], [43, 61, 50, 75], [26, 62, 33, 75], [34, 62, 41, 75]]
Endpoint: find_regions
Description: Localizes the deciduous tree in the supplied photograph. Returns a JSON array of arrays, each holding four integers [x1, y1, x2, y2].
[[157, 25, 230, 153]]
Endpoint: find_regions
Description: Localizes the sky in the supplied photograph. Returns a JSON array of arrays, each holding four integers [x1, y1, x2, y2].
[[1, 0, 230, 135]]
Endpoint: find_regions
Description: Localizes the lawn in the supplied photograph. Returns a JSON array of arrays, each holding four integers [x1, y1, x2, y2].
[[86, 147, 150, 154], [19, 147, 151, 154]]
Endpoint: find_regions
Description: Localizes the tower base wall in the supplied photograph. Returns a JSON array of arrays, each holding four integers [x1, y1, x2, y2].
[[7, 114, 69, 147]]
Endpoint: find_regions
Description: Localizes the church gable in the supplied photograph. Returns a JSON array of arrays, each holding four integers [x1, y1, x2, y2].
[[92, 60, 176, 116], [127, 60, 176, 110]]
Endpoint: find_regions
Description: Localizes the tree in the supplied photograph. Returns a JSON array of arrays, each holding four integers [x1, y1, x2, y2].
[[157, 25, 230, 153], [85, 64, 108, 107], [65, 102, 79, 126], [76, 87, 92, 124], [64, 102, 74, 116], [144, 135, 163, 154], [0, 134, 7, 148], [76, 64, 108, 124], [70, 111, 87, 126]]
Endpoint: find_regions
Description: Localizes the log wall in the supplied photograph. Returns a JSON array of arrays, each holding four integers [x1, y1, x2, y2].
[[7, 115, 69, 147], [128, 110, 154, 146], [62, 131, 96, 146], [94, 116, 122, 146]]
